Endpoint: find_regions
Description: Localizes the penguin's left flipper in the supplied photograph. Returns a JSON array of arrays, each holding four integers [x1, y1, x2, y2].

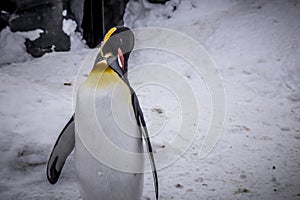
[[131, 92, 159, 200], [47, 115, 75, 184]]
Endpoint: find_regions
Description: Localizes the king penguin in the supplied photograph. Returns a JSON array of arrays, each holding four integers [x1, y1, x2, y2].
[[47, 26, 158, 200]]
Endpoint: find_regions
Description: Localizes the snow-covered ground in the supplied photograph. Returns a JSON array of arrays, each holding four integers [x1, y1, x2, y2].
[[1, 0, 300, 199]]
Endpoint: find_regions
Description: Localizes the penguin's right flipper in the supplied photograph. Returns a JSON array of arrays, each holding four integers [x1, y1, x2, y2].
[[131, 92, 159, 200], [47, 115, 75, 184]]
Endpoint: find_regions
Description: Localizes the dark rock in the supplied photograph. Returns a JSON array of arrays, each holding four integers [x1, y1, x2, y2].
[[0, 12, 9, 31], [0, 0, 17, 31], [9, 4, 53, 31], [0, 0, 17, 13], [25, 38, 52, 57], [8, 0, 71, 57], [25, 31, 70, 57], [14, 0, 54, 10]]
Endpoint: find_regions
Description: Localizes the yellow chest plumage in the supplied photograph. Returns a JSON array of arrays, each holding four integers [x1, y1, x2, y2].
[[83, 60, 122, 89], [75, 59, 141, 157]]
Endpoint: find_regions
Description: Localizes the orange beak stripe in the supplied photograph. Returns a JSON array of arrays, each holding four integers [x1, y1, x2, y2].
[[104, 27, 117, 43]]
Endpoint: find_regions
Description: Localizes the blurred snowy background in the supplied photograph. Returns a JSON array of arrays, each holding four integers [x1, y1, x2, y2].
[[0, 0, 300, 199]]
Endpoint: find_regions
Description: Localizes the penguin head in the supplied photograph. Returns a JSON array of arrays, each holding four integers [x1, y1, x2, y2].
[[100, 26, 135, 75]]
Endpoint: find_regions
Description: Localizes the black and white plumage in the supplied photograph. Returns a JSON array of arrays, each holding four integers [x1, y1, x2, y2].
[[47, 26, 158, 200]]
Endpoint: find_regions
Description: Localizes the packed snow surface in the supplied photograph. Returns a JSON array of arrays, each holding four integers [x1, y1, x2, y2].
[[0, 0, 300, 199]]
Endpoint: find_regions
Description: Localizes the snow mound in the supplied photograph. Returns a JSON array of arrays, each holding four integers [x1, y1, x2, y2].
[[0, 18, 87, 66], [63, 18, 88, 51], [0, 27, 42, 65], [124, 0, 180, 28]]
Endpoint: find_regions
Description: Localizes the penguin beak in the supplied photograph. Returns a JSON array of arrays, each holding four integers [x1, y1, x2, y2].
[[117, 48, 125, 71]]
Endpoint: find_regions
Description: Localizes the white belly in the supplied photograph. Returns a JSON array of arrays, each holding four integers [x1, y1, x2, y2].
[[75, 137, 144, 200], [74, 72, 144, 200]]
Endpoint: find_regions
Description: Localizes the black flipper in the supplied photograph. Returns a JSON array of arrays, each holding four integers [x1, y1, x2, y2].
[[131, 92, 159, 200], [100, 50, 158, 199], [47, 115, 75, 184]]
